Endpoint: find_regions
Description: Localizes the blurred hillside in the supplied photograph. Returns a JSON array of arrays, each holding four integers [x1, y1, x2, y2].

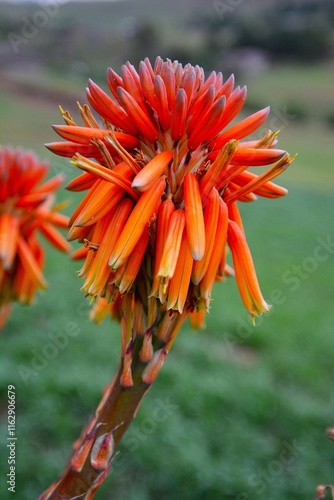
[[1, 0, 334, 136], [0, 0, 333, 86]]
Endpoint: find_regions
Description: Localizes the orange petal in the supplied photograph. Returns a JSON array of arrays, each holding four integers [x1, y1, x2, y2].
[[87, 79, 138, 135], [161, 65, 176, 109], [199, 198, 228, 303], [71, 155, 139, 201], [156, 310, 183, 341], [188, 308, 206, 330], [45, 141, 101, 158], [85, 200, 133, 294], [186, 84, 215, 136], [167, 229, 193, 313], [74, 163, 134, 226], [114, 227, 149, 294], [117, 87, 158, 142], [216, 73, 235, 99], [106, 67, 124, 100], [227, 220, 271, 317], [157, 209, 185, 279], [65, 172, 95, 192], [154, 75, 171, 130], [227, 201, 244, 232], [211, 107, 270, 150], [52, 125, 138, 149], [132, 151, 172, 191], [192, 187, 220, 285], [151, 198, 175, 297], [170, 88, 188, 141], [39, 223, 71, 253], [69, 179, 102, 227], [89, 296, 111, 324], [44, 211, 69, 229], [187, 95, 226, 150], [17, 236, 47, 289], [71, 246, 89, 260], [76, 186, 124, 228], [33, 174, 65, 194], [217, 85, 247, 131], [138, 60, 156, 108], [15, 192, 48, 209], [225, 153, 292, 204], [0, 213, 19, 270], [231, 147, 286, 166], [183, 173, 205, 260], [199, 139, 237, 205], [122, 62, 148, 112], [67, 224, 90, 243], [109, 177, 166, 270], [230, 169, 288, 198], [181, 66, 197, 103]]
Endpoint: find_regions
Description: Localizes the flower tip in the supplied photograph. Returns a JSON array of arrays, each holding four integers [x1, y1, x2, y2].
[[131, 151, 172, 191], [44, 142, 58, 154]]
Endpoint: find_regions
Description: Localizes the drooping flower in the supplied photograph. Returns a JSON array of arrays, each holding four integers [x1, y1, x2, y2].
[[47, 57, 294, 325], [0, 146, 71, 329]]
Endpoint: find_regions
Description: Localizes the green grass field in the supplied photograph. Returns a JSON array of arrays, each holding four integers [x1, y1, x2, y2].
[[0, 57, 334, 500]]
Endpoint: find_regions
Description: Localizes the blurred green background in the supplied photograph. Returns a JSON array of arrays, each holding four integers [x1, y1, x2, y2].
[[0, 0, 334, 499]]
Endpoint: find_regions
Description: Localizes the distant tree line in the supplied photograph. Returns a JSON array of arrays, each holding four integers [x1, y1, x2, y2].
[[0, 0, 333, 78]]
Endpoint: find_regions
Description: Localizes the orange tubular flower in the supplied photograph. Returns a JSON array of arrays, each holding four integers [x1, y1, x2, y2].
[[47, 57, 294, 324], [43, 57, 296, 499], [0, 146, 70, 329]]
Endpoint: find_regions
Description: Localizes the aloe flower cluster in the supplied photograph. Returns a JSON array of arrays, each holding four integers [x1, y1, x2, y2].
[[0, 146, 70, 329], [41, 58, 294, 498], [47, 57, 293, 327]]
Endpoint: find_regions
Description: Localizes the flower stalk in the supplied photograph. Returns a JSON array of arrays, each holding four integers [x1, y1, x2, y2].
[[39, 301, 185, 499]]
